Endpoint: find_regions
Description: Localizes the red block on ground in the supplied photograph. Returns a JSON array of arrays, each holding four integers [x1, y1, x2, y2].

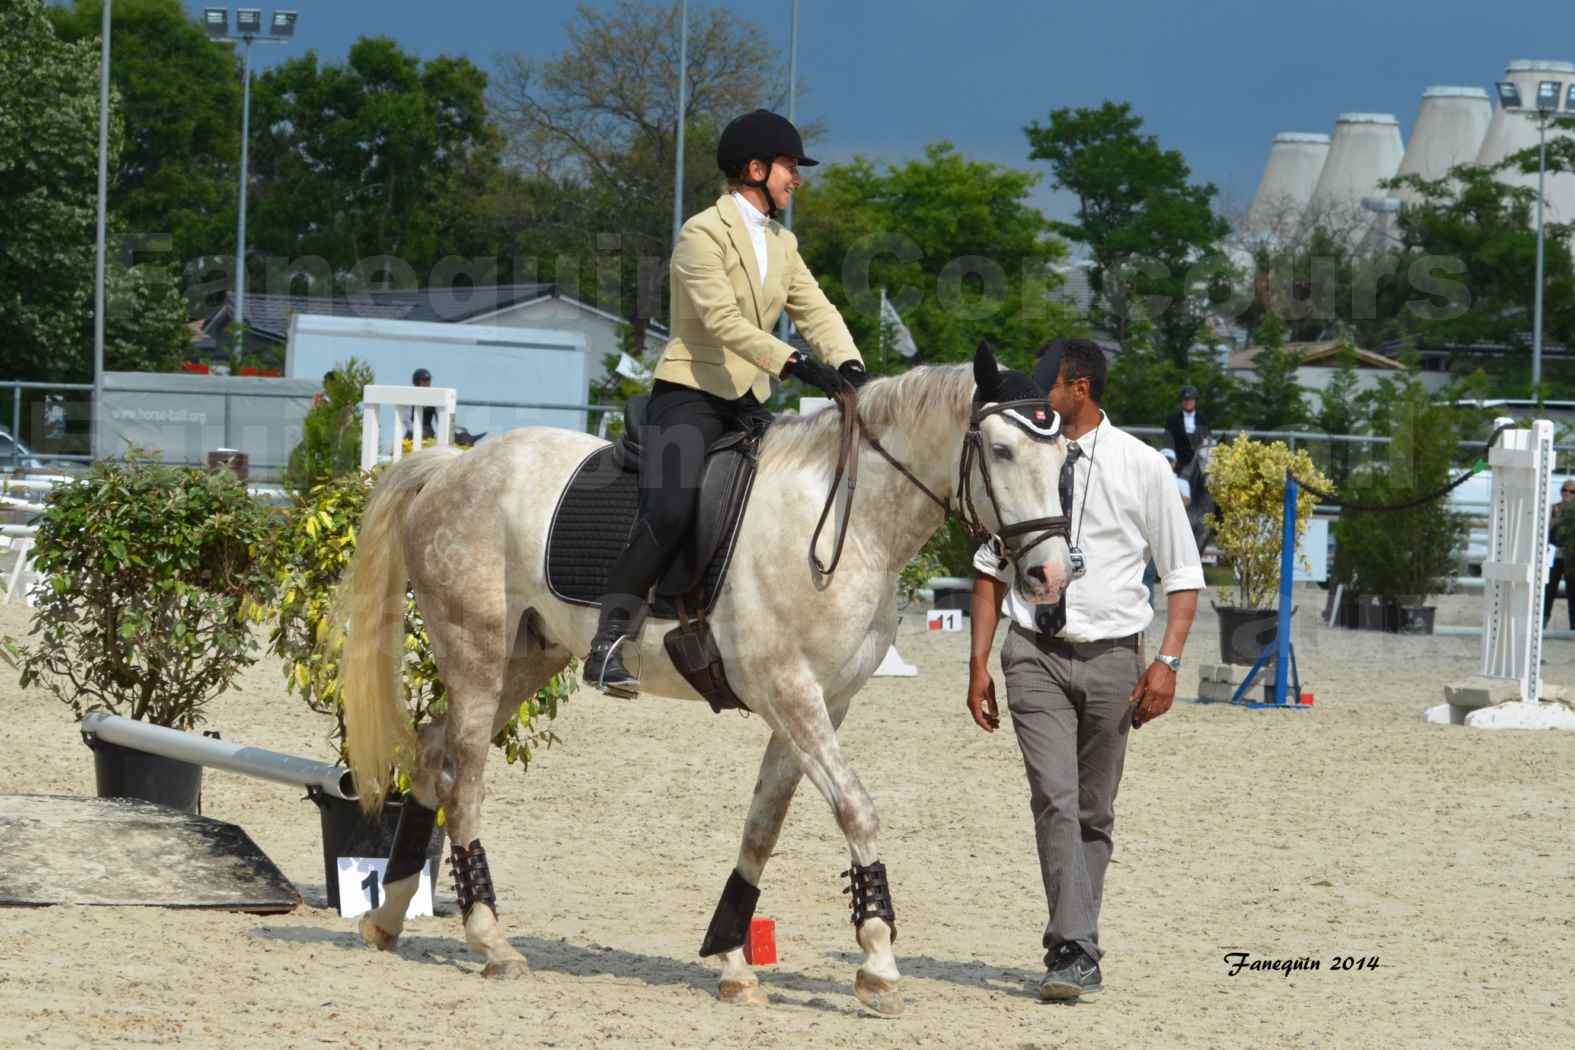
[[1300, 692, 1315, 706], [743, 918, 776, 965]]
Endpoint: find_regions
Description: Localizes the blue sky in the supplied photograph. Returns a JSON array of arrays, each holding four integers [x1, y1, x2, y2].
[[186, 0, 1562, 222]]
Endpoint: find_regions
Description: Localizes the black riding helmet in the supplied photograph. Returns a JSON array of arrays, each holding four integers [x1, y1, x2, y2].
[[716, 109, 817, 220], [412, 368, 432, 385]]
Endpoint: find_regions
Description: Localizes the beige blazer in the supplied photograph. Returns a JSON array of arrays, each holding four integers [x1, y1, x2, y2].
[[653, 194, 862, 402]]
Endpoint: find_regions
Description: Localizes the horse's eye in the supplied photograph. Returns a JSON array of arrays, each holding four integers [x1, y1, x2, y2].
[[991, 443, 1013, 461]]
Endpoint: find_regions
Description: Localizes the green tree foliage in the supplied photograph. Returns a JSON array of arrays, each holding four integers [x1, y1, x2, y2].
[[267, 467, 574, 769], [1391, 164, 1575, 377], [1025, 102, 1230, 365], [15, 454, 277, 728], [1104, 300, 1241, 426], [48, 0, 241, 264], [0, 0, 189, 382], [489, 0, 791, 335], [1332, 379, 1468, 603], [1245, 225, 1411, 350], [793, 143, 1080, 374], [284, 358, 373, 495], [1248, 311, 1309, 431], [247, 38, 499, 285]]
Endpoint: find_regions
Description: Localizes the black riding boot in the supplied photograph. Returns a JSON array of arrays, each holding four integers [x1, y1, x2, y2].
[[584, 599, 643, 697]]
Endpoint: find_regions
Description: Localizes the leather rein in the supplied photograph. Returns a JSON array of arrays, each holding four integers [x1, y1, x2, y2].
[[808, 386, 1072, 578]]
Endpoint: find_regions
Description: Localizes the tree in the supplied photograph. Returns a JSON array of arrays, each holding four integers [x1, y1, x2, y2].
[[48, 0, 241, 265], [245, 38, 500, 286], [1025, 101, 1230, 365], [1247, 310, 1309, 431], [489, 1, 795, 338], [792, 143, 1080, 374], [0, 0, 189, 383], [1390, 163, 1575, 384]]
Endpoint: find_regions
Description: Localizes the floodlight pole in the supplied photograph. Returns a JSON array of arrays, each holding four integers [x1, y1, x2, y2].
[[235, 35, 253, 346], [776, 0, 800, 342], [671, 0, 688, 252], [92, 0, 112, 462], [1533, 113, 1548, 393]]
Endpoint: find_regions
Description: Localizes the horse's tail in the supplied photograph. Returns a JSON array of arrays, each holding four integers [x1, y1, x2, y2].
[[335, 447, 465, 815]]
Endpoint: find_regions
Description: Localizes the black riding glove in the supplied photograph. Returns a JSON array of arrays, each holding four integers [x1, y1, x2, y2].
[[784, 354, 844, 396], [838, 361, 869, 389]]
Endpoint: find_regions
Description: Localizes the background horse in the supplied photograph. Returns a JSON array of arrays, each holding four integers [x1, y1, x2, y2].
[[1180, 427, 1216, 554], [336, 346, 1072, 1015]]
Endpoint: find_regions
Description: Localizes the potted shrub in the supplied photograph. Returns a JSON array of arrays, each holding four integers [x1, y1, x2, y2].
[[1330, 386, 1466, 634], [267, 466, 577, 908], [11, 454, 277, 813], [1205, 435, 1331, 663]]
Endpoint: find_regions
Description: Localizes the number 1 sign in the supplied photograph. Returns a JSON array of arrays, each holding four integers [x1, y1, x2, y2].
[[335, 857, 435, 919]]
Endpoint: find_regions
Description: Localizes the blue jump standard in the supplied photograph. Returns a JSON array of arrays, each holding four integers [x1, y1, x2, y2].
[[1232, 471, 1308, 711]]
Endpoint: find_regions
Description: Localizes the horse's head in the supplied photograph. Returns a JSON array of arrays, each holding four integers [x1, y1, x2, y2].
[[965, 343, 1074, 606]]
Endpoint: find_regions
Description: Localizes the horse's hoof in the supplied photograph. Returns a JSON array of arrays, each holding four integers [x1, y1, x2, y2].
[[482, 958, 530, 980], [719, 977, 769, 1006], [854, 970, 904, 1017], [358, 915, 399, 952]]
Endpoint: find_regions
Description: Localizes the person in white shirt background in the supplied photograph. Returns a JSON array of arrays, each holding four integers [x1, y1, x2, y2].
[[1164, 384, 1207, 471], [966, 337, 1204, 1001]]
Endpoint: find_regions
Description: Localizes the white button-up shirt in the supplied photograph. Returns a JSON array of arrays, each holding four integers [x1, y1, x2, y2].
[[731, 191, 770, 287], [1182, 409, 1197, 434], [974, 412, 1204, 642]]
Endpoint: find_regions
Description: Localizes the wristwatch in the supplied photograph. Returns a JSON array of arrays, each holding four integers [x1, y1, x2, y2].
[[1155, 654, 1182, 672]]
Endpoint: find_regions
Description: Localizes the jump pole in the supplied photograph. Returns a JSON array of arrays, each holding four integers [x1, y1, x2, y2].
[[81, 712, 357, 800], [1230, 470, 1305, 709]]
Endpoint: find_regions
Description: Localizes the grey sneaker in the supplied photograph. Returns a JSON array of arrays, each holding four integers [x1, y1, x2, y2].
[[1039, 943, 1103, 1000]]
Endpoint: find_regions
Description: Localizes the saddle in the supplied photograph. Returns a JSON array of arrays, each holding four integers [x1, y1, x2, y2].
[[545, 395, 760, 713]]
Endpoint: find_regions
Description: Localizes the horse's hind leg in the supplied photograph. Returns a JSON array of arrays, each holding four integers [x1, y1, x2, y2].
[[358, 719, 450, 951], [704, 731, 802, 1006]]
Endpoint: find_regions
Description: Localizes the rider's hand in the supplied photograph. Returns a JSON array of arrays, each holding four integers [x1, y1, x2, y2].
[[838, 361, 869, 389], [1129, 660, 1177, 729], [784, 353, 845, 396], [967, 667, 999, 733]]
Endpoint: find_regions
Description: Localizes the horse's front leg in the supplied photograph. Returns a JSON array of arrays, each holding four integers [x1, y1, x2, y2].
[[703, 731, 802, 1006], [763, 681, 903, 1017]]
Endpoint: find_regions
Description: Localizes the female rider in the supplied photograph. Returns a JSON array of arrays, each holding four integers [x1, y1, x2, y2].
[[583, 109, 867, 695]]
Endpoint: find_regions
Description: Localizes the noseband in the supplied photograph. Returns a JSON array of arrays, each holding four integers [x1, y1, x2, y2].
[[808, 388, 1071, 580]]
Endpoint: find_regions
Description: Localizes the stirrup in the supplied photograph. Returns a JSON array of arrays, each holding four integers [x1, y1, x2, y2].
[[591, 634, 639, 698]]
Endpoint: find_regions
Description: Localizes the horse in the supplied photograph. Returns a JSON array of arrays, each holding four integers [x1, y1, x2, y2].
[[335, 344, 1074, 1016], [1179, 427, 1216, 554]]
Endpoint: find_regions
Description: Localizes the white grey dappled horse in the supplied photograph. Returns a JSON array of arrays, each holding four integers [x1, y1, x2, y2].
[[337, 345, 1073, 1015]]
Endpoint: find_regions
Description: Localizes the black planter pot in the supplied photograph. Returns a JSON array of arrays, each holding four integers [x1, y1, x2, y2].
[[1395, 605, 1436, 635], [309, 789, 445, 911], [1334, 593, 1364, 629], [1357, 601, 1389, 632], [91, 737, 203, 814], [1216, 605, 1278, 665]]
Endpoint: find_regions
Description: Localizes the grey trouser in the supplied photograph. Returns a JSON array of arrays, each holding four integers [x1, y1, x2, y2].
[[1001, 623, 1143, 963]]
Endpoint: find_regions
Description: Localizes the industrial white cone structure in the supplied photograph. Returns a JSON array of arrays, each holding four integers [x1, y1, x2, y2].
[[1245, 132, 1330, 240], [1395, 86, 1493, 202], [1476, 59, 1575, 224], [1309, 113, 1405, 248]]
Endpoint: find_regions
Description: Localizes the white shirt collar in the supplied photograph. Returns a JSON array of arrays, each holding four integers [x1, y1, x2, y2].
[[731, 191, 771, 229]]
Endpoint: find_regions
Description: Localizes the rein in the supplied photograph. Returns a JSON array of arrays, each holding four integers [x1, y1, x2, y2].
[[806, 386, 1071, 580]]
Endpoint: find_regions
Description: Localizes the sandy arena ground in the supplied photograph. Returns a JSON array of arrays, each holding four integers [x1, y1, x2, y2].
[[0, 590, 1571, 1049]]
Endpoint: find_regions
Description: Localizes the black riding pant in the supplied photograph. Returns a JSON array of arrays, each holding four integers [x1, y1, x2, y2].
[[601, 380, 768, 607]]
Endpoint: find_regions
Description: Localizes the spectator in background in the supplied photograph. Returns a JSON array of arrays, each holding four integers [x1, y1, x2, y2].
[[313, 370, 337, 410], [1544, 481, 1575, 628], [1160, 447, 1192, 508], [1163, 385, 1207, 471], [406, 367, 439, 439]]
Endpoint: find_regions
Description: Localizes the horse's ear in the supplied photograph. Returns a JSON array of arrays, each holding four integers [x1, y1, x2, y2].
[[973, 341, 1000, 402]]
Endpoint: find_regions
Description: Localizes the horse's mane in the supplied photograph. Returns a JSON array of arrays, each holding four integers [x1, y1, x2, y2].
[[758, 364, 974, 476]]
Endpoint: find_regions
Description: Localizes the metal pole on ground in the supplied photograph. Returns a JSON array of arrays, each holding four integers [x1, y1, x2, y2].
[[92, 0, 112, 464], [1273, 471, 1297, 705]]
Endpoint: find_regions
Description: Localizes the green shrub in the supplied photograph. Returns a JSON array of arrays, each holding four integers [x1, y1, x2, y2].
[[14, 454, 277, 728], [284, 358, 372, 496], [267, 467, 574, 771], [1331, 382, 1468, 603]]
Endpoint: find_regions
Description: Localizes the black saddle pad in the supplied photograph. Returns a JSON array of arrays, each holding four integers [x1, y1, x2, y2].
[[544, 441, 756, 618]]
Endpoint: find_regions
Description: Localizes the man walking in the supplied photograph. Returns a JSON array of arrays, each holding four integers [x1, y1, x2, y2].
[[969, 338, 1204, 1000]]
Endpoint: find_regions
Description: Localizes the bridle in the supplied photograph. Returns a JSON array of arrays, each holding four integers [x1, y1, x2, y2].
[[808, 387, 1073, 580]]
